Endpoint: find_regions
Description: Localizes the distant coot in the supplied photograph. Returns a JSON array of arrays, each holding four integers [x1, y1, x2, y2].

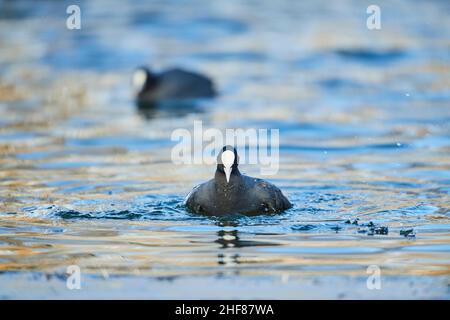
[[184, 146, 292, 216], [132, 66, 216, 106]]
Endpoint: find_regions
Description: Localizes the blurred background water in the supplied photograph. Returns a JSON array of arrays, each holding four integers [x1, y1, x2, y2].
[[0, 0, 449, 299]]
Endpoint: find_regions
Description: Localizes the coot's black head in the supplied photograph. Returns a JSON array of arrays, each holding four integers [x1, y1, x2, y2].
[[132, 66, 158, 95], [216, 146, 239, 183]]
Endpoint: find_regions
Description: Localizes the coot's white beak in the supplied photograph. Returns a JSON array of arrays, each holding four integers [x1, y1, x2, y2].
[[132, 69, 147, 93], [224, 166, 232, 183], [221, 150, 235, 184]]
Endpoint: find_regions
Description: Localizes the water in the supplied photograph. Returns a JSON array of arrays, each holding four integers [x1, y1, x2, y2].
[[0, 0, 449, 299]]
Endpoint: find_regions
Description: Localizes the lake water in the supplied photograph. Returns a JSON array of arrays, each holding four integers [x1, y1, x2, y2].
[[0, 0, 449, 299]]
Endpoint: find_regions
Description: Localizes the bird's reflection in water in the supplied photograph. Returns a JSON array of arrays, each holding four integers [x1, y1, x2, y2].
[[215, 229, 241, 249], [215, 229, 280, 267], [136, 100, 206, 120], [216, 230, 241, 268], [217, 253, 240, 266]]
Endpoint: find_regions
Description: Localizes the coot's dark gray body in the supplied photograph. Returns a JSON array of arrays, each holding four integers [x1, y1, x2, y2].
[[134, 67, 216, 105], [184, 147, 292, 216]]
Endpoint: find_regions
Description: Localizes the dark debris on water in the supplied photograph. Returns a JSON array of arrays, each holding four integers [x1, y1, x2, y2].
[[344, 218, 359, 225], [344, 219, 389, 235], [400, 228, 416, 238], [357, 221, 389, 236], [292, 218, 391, 236]]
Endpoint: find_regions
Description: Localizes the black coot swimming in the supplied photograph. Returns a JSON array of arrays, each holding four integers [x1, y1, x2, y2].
[[184, 146, 292, 216], [132, 66, 216, 107]]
